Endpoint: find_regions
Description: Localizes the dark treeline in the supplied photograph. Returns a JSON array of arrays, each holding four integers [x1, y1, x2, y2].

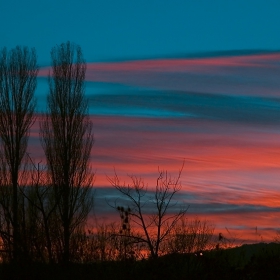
[[0, 42, 217, 266], [0, 42, 94, 264]]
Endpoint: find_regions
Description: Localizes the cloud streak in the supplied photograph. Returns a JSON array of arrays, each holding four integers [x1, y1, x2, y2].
[[36, 52, 280, 242]]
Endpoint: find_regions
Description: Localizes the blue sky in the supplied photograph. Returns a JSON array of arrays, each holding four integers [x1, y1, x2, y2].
[[1, 0, 280, 64]]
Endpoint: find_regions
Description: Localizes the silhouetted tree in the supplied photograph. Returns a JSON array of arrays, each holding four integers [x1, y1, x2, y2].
[[0, 46, 38, 262], [108, 166, 188, 259], [40, 41, 94, 264], [165, 217, 214, 254], [18, 159, 60, 263]]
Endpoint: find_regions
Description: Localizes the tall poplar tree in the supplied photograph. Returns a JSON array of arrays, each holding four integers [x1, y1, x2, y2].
[[0, 46, 38, 262], [40, 41, 94, 264]]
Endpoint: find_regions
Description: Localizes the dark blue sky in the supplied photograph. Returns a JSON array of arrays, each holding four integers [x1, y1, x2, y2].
[[1, 0, 280, 64]]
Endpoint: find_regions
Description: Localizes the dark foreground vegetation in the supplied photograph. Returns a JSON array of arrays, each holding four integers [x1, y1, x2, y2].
[[0, 243, 280, 280]]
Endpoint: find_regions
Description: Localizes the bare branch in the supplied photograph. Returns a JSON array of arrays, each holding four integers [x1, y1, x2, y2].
[[108, 163, 188, 259]]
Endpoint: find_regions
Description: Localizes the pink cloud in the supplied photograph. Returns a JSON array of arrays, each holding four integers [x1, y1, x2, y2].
[[38, 52, 280, 97], [34, 51, 280, 242]]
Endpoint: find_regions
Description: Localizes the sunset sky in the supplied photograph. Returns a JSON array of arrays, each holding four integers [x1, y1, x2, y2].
[[2, 0, 280, 243]]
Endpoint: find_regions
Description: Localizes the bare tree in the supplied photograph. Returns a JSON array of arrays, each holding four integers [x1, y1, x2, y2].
[[0, 46, 38, 262], [17, 159, 60, 263], [40, 41, 94, 264], [165, 217, 214, 254], [108, 166, 188, 259]]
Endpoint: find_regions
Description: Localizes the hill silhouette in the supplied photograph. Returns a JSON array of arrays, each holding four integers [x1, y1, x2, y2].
[[1, 242, 280, 280]]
